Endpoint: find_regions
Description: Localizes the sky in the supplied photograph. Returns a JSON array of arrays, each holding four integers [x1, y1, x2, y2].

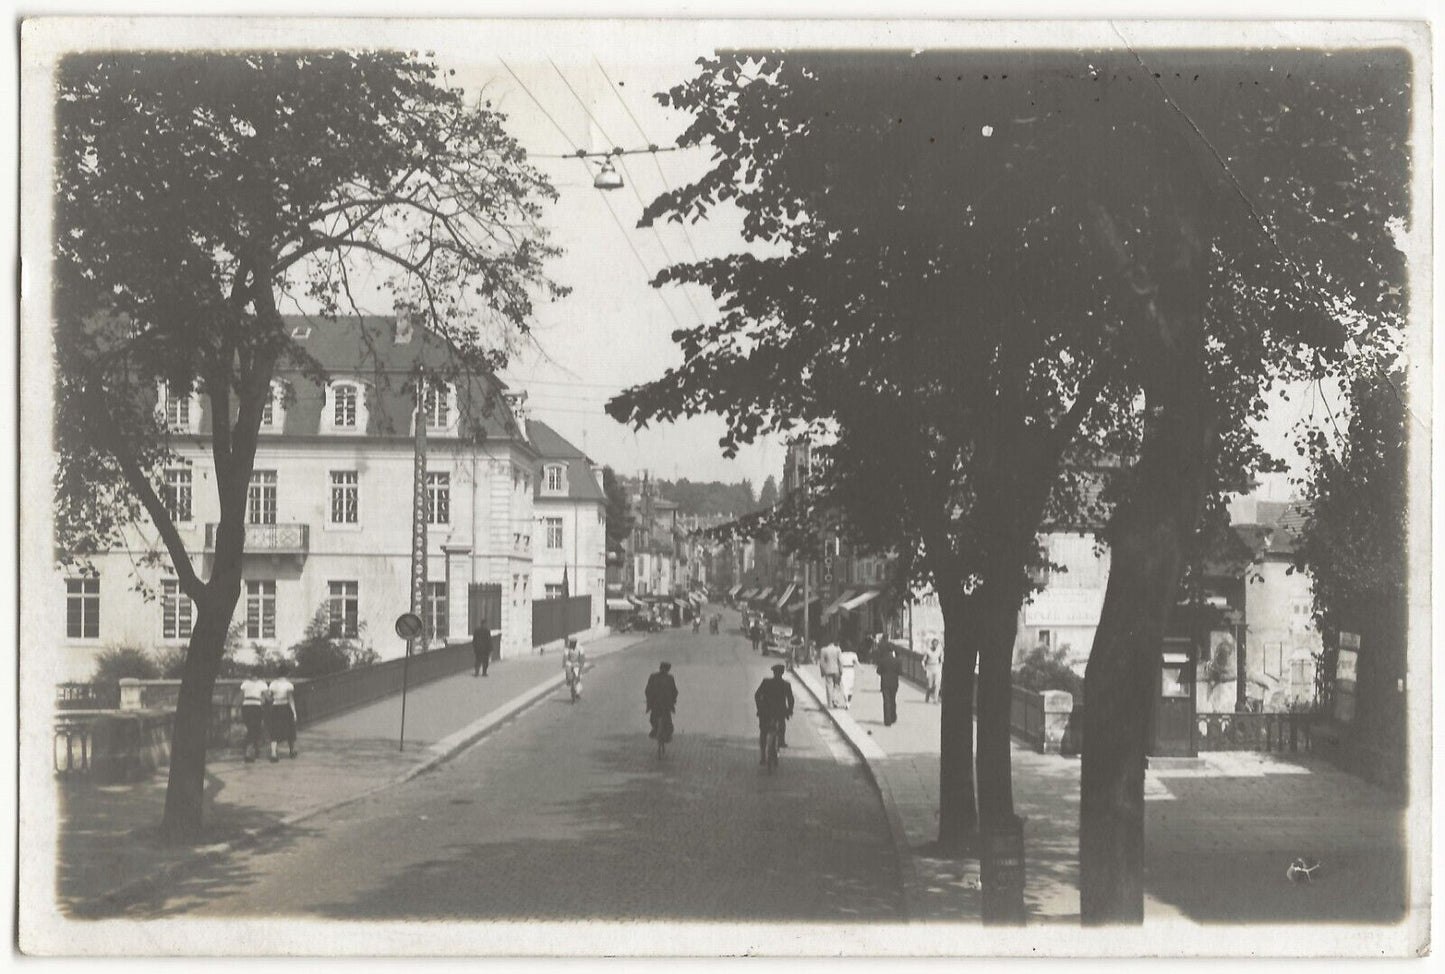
[[445, 52, 790, 487]]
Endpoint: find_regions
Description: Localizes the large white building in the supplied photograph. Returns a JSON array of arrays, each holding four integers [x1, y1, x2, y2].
[[54, 316, 608, 681]]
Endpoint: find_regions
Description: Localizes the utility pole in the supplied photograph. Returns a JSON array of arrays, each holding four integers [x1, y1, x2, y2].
[[401, 371, 428, 751], [802, 438, 812, 662]]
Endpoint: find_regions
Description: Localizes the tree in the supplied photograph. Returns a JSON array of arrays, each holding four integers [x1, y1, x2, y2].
[[602, 465, 635, 554], [611, 48, 1408, 920], [757, 475, 779, 510], [1295, 369, 1409, 784], [55, 52, 563, 840]]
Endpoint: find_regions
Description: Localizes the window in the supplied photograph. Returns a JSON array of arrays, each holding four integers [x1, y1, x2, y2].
[[260, 381, 285, 432], [163, 468, 193, 522], [424, 384, 451, 430], [66, 577, 99, 639], [328, 581, 359, 638], [330, 471, 358, 524], [545, 517, 563, 550], [545, 464, 564, 493], [426, 472, 450, 525], [163, 384, 191, 430], [333, 383, 359, 428], [1037, 629, 1051, 649], [545, 583, 564, 600], [245, 580, 276, 640], [162, 580, 194, 640], [423, 581, 447, 642], [247, 470, 277, 525]]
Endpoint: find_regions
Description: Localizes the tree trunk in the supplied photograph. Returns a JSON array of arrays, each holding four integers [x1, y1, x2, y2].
[[937, 589, 979, 854], [1079, 360, 1215, 924], [159, 591, 237, 842], [973, 580, 1024, 829]]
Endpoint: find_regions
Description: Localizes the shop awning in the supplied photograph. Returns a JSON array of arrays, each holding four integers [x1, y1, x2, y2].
[[739, 588, 758, 599], [754, 587, 774, 602], [689, 591, 707, 605], [606, 598, 636, 612], [821, 589, 858, 619], [840, 589, 882, 612], [674, 599, 690, 609], [728, 585, 743, 598], [774, 583, 797, 608], [627, 595, 647, 607], [789, 596, 820, 616]]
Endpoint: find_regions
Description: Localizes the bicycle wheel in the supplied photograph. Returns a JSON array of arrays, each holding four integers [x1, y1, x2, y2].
[[766, 726, 779, 772]]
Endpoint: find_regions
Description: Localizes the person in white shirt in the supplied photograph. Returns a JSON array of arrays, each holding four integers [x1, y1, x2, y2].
[[838, 641, 860, 708], [562, 637, 586, 701], [922, 638, 945, 704], [239, 674, 269, 764], [817, 639, 844, 709], [266, 663, 298, 762]]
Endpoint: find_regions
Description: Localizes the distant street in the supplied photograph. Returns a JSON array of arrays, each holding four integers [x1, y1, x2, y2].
[[124, 613, 903, 921]]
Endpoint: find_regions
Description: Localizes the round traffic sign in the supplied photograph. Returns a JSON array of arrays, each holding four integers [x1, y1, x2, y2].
[[395, 612, 424, 640]]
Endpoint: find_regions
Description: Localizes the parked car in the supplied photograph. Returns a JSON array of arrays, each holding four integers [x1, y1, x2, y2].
[[764, 624, 793, 657]]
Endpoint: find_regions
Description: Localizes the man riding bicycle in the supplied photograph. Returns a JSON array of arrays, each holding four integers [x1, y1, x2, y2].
[[562, 637, 586, 701], [754, 663, 795, 765]]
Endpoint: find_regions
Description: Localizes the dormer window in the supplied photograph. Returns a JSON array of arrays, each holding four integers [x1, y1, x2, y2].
[[259, 380, 286, 433], [422, 382, 456, 433], [158, 381, 198, 433], [324, 381, 367, 434], [544, 464, 566, 495]]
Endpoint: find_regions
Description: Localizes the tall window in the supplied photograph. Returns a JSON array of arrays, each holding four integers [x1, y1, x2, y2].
[[163, 384, 190, 430], [333, 383, 358, 428], [245, 580, 276, 640], [247, 470, 277, 525], [424, 384, 450, 429], [162, 580, 194, 639], [260, 381, 283, 431], [545, 517, 563, 550], [423, 581, 447, 642], [66, 577, 99, 639], [328, 581, 359, 638], [330, 470, 359, 524], [545, 583, 564, 600], [163, 468, 193, 522], [545, 464, 564, 493], [426, 472, 450, 525]]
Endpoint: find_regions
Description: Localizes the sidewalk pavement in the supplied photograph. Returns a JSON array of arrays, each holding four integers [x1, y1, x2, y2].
[[796, 661, 1408, 925], [58, 630, 648, 914]]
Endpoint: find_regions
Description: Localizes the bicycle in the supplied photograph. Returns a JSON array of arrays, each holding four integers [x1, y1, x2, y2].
[[653, 712, 673, 759], [565, 665, 582, 703], [762, 714, 783, 772]]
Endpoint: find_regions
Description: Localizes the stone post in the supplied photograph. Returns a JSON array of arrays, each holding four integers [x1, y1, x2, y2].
[[118, 678, 144, 711], [1040, 690, 1074, 754]]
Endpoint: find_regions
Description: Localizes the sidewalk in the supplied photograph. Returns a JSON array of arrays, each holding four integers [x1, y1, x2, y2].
[[57, 630, 648, 914], [796, 662, 1408, 925]]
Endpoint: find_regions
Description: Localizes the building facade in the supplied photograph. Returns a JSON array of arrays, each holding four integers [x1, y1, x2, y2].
[[55, 316, 541, 681], [527, 419, 608, 634]]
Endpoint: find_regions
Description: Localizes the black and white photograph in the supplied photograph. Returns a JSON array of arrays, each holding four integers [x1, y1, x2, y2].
[[15, 14, 1432, 957]]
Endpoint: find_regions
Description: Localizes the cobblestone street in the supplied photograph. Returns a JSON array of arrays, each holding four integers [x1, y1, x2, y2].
[[104, 618, 903, 922]]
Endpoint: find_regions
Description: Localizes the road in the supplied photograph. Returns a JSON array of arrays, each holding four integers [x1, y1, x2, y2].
[[125, 615, 903, 921]]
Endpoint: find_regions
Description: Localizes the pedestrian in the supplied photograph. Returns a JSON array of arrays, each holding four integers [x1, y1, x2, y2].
[[750, 620, 763, 654], [473, 618, 493, 677], [239, 671, 269, 763], [922, 638, 944, 704], [265, 663, 298, 762], [838, 639, 859, 708], [818, 637, 844, 709], [875, 641, 901, 726], [645, 662, 679, 751]]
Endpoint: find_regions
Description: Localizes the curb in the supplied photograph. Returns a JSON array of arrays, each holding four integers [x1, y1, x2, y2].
[[791, 665, 926, 923], [74, 644, 642, 917]]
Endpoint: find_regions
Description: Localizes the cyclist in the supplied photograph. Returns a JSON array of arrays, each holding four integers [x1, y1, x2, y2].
[[754, 663, 795, 765], [562, 637, 586, 702], [645, 661, 679, 757]]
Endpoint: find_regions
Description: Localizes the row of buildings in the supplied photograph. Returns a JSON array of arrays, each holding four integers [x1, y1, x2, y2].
[[55, 316, 610, 681], [720, 444, 1324, 715]]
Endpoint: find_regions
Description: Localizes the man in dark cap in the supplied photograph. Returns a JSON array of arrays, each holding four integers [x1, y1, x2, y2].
[[754, 663, 795, 763], [473, 618, 493, 677]]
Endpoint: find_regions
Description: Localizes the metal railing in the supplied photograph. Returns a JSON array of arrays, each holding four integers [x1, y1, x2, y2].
[[1196, 711, 1313, 753], [54, 713, 95, 776], [204, 522, 309, 552], [55, 682, 119, 711]]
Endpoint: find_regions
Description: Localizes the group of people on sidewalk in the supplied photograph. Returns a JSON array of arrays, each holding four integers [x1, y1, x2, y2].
[[237, 665, 298, 764], [815, 634, 944, 726]]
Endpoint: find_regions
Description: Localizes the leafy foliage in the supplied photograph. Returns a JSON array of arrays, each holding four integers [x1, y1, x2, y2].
[[1013, 645, 1085, 699], [602, 465, 635, 554], [89, 645, 162, 685], [287, 606, 378, 679]]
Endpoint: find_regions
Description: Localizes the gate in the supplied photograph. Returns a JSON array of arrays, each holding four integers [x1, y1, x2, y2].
[[468, 583, 503, 634]]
